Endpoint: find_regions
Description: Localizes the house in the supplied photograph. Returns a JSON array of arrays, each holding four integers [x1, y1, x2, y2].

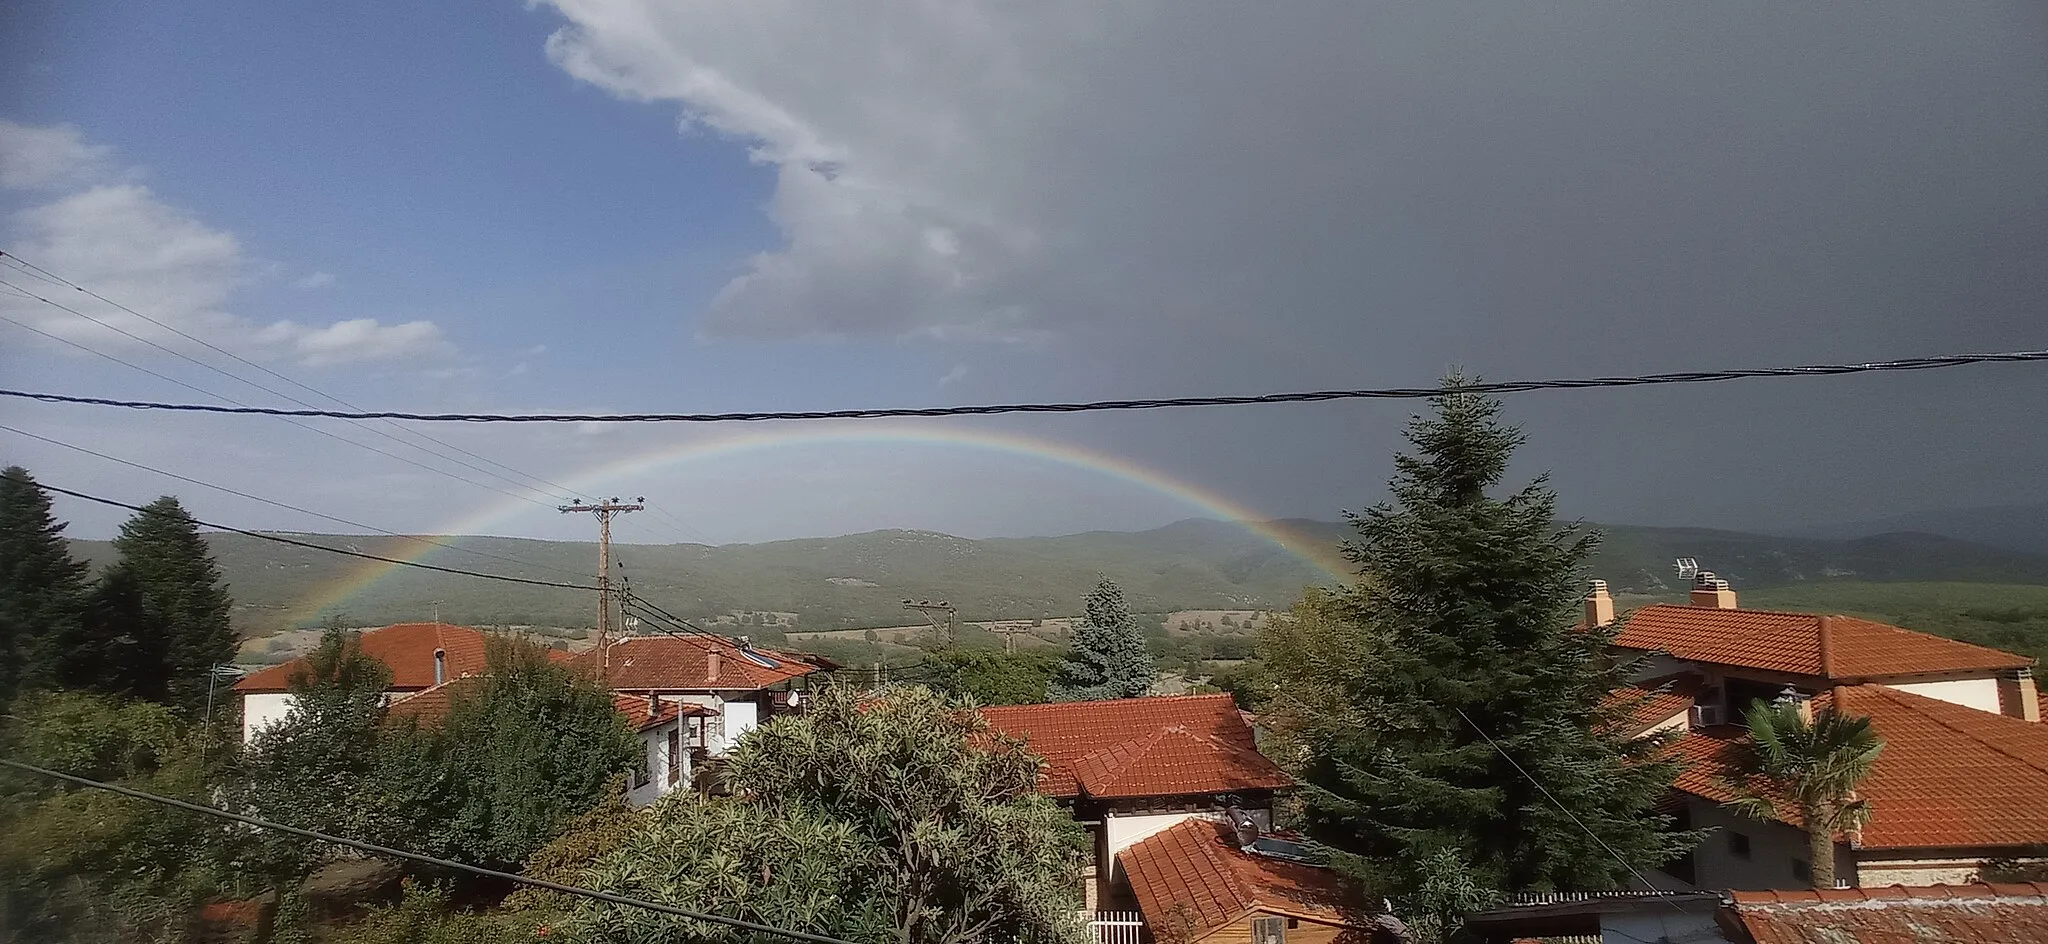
[[576, 634, 829, 758], [980, 694, 1296, 911], [233, 622, 537, 743], [1119, 817, 1401, 944], [378, 675, 711, 807], [1586, 575, 2048, 889], [1463, 883, 2048, 944], [1590, 575, 2038, 721]]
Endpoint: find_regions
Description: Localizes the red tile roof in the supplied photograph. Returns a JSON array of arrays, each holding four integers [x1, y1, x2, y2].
[[382, 678, 703, 732], [1119, 819, 1363, 937], [579, 636, 824, 692], [979, 694, 1292, 799], [236, 623, 502, 693], [1613, 605, 2031, 681], [1603, 673, 1704, 736], [1730, 883, 2048, 944], [1070, 726, 1294, 799], [1671, 685, 2048, 850]]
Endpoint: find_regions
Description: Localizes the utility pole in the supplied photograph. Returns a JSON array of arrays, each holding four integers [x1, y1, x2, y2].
[[991, 621, 1031, 654], [903, 599, 957, 648], [561, 496, 643, 672]]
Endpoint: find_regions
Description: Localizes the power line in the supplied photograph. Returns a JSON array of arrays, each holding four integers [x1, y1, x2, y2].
[[1453, 707, 1684, 910], [0, 423, 588, 581], [38, 482, 596, 593], [0, 251, 586, 502], [0, 758, 858, 944], [0, 276, 560, 509], [4, 349, 2044, 423]]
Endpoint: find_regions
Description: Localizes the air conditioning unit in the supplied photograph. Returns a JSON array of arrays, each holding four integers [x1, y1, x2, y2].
[[1689, 704, 1725, 728]]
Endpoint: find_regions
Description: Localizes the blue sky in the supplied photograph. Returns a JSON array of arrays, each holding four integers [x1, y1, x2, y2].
[[3, 2, 2045, 547]]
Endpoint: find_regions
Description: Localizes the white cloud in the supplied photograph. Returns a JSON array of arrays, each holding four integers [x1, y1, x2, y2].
[[0, 120, 114, 190], [292, 271, 337, 289], [937, 364, 968, 386], [0, 122, 452, 367]]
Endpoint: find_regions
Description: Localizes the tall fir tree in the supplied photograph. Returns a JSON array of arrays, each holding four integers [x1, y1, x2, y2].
[[75, 564, 174, 700], [1271, 380, 1691, 914], [1050, 578, 1155, 701], [0, 466, 91, 701], [111, 497, 235, 712]]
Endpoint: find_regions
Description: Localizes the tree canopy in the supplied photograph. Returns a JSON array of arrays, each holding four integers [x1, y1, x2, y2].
[[1265, 380, 1694, 915], [110, 497, 236, 712], [1727, 699, 1883, 889], [1050, 578, 1154, 700], [571, 684, 1086, 944], [0, 466, 91, 701]]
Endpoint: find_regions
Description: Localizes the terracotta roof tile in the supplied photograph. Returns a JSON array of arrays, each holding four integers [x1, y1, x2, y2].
[[236, 623, 499, 693], [1614, 605, 2031, 681], [582, 636, 825, 692], [1070, 726, 1293, 799], [980, 694, 1292, 798], [1670, 685, 2048, 850], [1119, 819, 1362, 937], [1603, 673, 1703, 736], [1731, 883, 2048, 943], [382, 678, 700, 732]]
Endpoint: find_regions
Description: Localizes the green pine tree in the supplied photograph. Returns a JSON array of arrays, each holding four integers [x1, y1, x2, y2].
[[111, 497, 235, 712], [1271, 379, 1692, 914], [1050, 578, 1155, 700], [74, 563, 173, 700], [0, 466, 91, 701]]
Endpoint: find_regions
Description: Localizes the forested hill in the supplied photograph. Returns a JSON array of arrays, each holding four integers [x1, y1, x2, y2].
[[68, 518, 2048, 637]]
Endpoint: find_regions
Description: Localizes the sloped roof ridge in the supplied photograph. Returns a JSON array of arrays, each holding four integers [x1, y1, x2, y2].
[[1854, 685, 2048, 780]]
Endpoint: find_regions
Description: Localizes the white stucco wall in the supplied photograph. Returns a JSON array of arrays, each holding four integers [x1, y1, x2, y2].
[[1884, 677, 2002, 715], [626, 722, 688, 807], [241, 692, 297, 743], [1100, 808, 1272, 882], [1687, 799, 1852, 890], [720, 699, 759, 754]]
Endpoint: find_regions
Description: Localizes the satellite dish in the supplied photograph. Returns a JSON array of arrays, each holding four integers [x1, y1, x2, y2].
[[1674, 557, 1701, 581]]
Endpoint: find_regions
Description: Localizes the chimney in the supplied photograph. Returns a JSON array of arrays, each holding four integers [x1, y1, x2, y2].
[[1584, 579, 1615, 628], [646, 692, 660, 716], [706, 649, 721, 684], [1689, 572, 1738, 609], [433, 648, 447, 685], [1999, 669, 2042, 722]]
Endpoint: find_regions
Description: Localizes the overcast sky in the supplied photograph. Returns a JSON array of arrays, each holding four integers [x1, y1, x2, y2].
[[2, 2, 2043, 547]]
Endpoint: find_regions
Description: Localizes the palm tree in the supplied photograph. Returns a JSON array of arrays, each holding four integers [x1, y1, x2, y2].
[[1726, 698, 1884, 889]]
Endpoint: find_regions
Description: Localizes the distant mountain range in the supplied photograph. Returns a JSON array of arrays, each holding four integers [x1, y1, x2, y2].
[[67, 516, 2048, 638], [1791, 501, 2048, 555]]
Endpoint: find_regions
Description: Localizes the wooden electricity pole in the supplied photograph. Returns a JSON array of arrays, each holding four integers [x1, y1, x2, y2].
[[903, 599, 957, 648], [560, 496, 643, 671]]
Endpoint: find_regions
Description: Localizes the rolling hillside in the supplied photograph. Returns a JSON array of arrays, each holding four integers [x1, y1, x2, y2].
[[65, 516, 2048, 639]]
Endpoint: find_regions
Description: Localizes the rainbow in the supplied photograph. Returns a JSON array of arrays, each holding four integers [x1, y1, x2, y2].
[[291, 423, 1351, 623]]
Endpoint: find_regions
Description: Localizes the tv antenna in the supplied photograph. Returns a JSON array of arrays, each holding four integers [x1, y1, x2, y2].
[[1674, 558, 1701, 581]]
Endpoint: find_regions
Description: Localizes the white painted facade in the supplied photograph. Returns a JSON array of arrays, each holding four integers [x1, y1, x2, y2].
[[241, 692, 297, 743], [625, 719, 688, 807], [1883, 677, 2003, 715]]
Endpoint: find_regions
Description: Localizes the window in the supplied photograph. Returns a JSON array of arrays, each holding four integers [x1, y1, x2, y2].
[[666, 728, 682, 786], [1251, 916, 1285, 944], [1729, 831, 1752, 859], [1791, 859, 1811, 884]]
